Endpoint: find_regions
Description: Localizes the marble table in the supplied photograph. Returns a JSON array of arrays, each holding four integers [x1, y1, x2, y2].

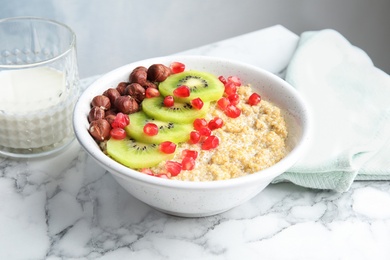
[[1, 25, 390, 260]]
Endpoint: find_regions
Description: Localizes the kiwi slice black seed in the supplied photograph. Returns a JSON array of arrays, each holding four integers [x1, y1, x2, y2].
[[158, 70, 224, 102], [106, 137, 175, 168], [125, 111, 193, 144], [142, 96, 210, 124]]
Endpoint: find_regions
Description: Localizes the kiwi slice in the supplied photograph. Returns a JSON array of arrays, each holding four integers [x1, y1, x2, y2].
[[125, 111, 193, 144], [142, 96, 210, 124], [158, 70, 224, 102], [107, 137, 174, 169]]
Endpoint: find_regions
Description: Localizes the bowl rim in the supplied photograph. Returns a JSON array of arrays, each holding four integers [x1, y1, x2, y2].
[[73, 55, 311, 190]]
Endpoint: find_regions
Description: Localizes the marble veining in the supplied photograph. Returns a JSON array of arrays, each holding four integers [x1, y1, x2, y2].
[[1, 25, 389, 260]]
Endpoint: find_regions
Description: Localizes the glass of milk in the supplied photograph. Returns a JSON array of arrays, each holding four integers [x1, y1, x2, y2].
[[0, 17, 80, 157]]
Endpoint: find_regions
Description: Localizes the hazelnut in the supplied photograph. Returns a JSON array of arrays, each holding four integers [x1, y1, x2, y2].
[[103, 88, 121, 104], [116, 82, 129, 95], [126, 83, 145, 103], [89, 119, 111, 141], [88, 106, 105, 122], [91, 95, 111, 110], [114, 95, 139, 114], [129, 66, 147, 85], [105, 109, 117, 117], [147, 64, 171, 82], [105, 114, 116, 125], [143, 80, 157, 89], [104, 110, 117, 125]]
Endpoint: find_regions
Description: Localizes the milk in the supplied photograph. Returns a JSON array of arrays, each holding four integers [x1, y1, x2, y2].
[[0, 67, 66, 113], [0, 67, 78, 152]]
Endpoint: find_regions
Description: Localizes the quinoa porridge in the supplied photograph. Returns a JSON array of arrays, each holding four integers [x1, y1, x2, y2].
[[151, 85, 288, 181]]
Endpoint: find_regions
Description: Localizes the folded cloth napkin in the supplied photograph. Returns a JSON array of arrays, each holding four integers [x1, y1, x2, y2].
[[273, 29, 390, 192]]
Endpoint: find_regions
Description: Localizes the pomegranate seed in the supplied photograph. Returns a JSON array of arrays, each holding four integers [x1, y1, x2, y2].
[[110, 128, 126, 140], [182, 156, 195, 171], [202, 135, 219, 150], [224, 81, 237, 96], [165, 161, 182, 176], [208, 117, 224, 130], [191, 97, 204, 110], [143, 122, 159, 136], [145, 87, 160, 98], [156, 173, 169, 179], [189, 131, 201, 144], [225, 105, 241, 118], [141, 168, 154, 176], [170, 61, 185, 74], [193, 118, 208, 131], [160, 141, 176, 154], [124, 113, 130, 124], [217, 97, 230, 110], [163, 95, 174, 107], [218, 75, 227, 84], [228, 94, 240, 105], [173, 85, 190, 98], [227, 76, 241, 86], [111, 112, 129, 129], [182, 149, 198, 159], [248, 93, 261, 106], [199, 127, 211, 137]]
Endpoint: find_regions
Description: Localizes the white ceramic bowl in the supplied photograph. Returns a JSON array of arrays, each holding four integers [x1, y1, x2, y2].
[[73, 55, 311, 217]]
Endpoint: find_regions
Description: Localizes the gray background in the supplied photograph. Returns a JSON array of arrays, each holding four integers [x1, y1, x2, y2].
[[1, 0, 389, 78]]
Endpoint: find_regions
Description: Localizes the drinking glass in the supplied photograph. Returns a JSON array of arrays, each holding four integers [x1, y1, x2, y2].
[[0, 17, 80, 158]]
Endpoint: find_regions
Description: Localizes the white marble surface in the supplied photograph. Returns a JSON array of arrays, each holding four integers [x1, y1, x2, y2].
[[1, 25, 390, 260]]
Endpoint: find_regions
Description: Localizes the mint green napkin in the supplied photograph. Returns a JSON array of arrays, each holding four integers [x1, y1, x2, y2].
[[273, 29, 390, 192]]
